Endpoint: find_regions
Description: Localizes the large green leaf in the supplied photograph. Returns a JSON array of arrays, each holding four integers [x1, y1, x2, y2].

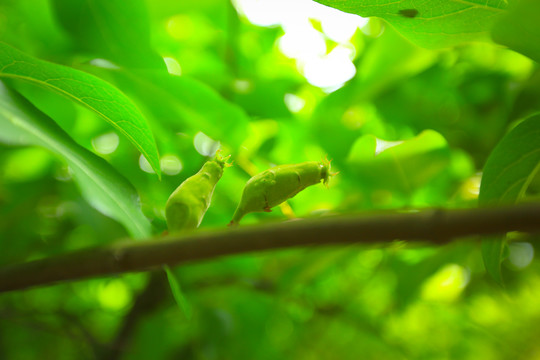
[[0, 83, 151, 239], [491, 0, 540, 63], [313, 0, 508, 48], [479, 115, 540, 282], [51, 0, 165, 70], [0, 42, 161, 177]]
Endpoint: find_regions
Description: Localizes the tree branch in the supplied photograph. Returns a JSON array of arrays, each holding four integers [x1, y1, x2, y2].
[[1, 202, 540, 293]]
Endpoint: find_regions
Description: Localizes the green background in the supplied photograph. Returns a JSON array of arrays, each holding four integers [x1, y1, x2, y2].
[[1, 0, 539, 358]]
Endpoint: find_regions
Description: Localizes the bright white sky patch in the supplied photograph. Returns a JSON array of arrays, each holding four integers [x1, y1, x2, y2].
[[233, 0, 282, 27], [278, 24, 326, 62], [232, 0, 367, 91], [319, 7, 367, 43], [302, 45, 357, 90]]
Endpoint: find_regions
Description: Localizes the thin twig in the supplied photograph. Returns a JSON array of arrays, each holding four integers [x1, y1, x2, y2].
[[1, 202, 540, 293]]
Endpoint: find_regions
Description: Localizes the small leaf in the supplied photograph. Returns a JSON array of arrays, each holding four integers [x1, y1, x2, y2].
[[479, 115, 540, 283], [0, 83, 151, 239], [481, 238, 505, 283], [491, 0, 540, 63], [0, 42, 161, 177], [164, 265, 192, 319], [347, 130, 451, 194], [313, 0, 508, 48]]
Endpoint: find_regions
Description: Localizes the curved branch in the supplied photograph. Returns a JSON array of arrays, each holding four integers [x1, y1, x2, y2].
[[1, 202, 540, 293]]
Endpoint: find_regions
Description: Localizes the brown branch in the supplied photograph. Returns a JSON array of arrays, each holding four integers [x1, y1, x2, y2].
[[1, 202, 540, 293]]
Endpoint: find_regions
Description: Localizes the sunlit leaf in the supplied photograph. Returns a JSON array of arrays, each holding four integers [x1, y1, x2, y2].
[[0, 42, 161, 177], [491, 0, 540, 63], [347, 130, 451, 195], [0, 83, 151, 238], [313, 0, 508, 48], [479, 114, 540, 283]]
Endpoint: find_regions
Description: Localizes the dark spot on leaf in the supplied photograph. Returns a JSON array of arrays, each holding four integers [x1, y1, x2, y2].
[[399, 9, 419, 18]]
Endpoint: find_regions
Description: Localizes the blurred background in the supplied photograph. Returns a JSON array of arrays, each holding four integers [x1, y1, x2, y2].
[[1, 0, 539, 358]]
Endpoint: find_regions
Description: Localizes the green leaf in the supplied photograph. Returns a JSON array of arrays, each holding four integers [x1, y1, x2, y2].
[[479, 117, 540, 204], [311, 26, 435, 161], [0, 42, 161, 177], [479, 115, 540, 283], [0, 83, 152, 239], [347, 130, 451, 195], [164, 265, 192, 319], [480, 239, 506, 284], [491, 0, 540, 63], [149, 73, 249, 145], [87, 67, 250, 148], [313, 0, 508, 48], [51, 0, 165, 70]]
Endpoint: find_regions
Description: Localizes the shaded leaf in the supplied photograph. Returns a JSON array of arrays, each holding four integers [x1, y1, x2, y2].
[[164, 265, 192, 319], [0, 83, 151, 238], [51, 0, 165, 70], [491, 0, 540, 63], [86, 67, 250, 147], [480, 238, 505, 283], [150, 73, 249, 145], [479, 115, 540, 282], [0, 42, 161, 177], [313, 0, 507, 48]]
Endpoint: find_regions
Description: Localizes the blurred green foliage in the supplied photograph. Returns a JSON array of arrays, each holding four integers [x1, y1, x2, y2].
[[0, 0, 540, 359]]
